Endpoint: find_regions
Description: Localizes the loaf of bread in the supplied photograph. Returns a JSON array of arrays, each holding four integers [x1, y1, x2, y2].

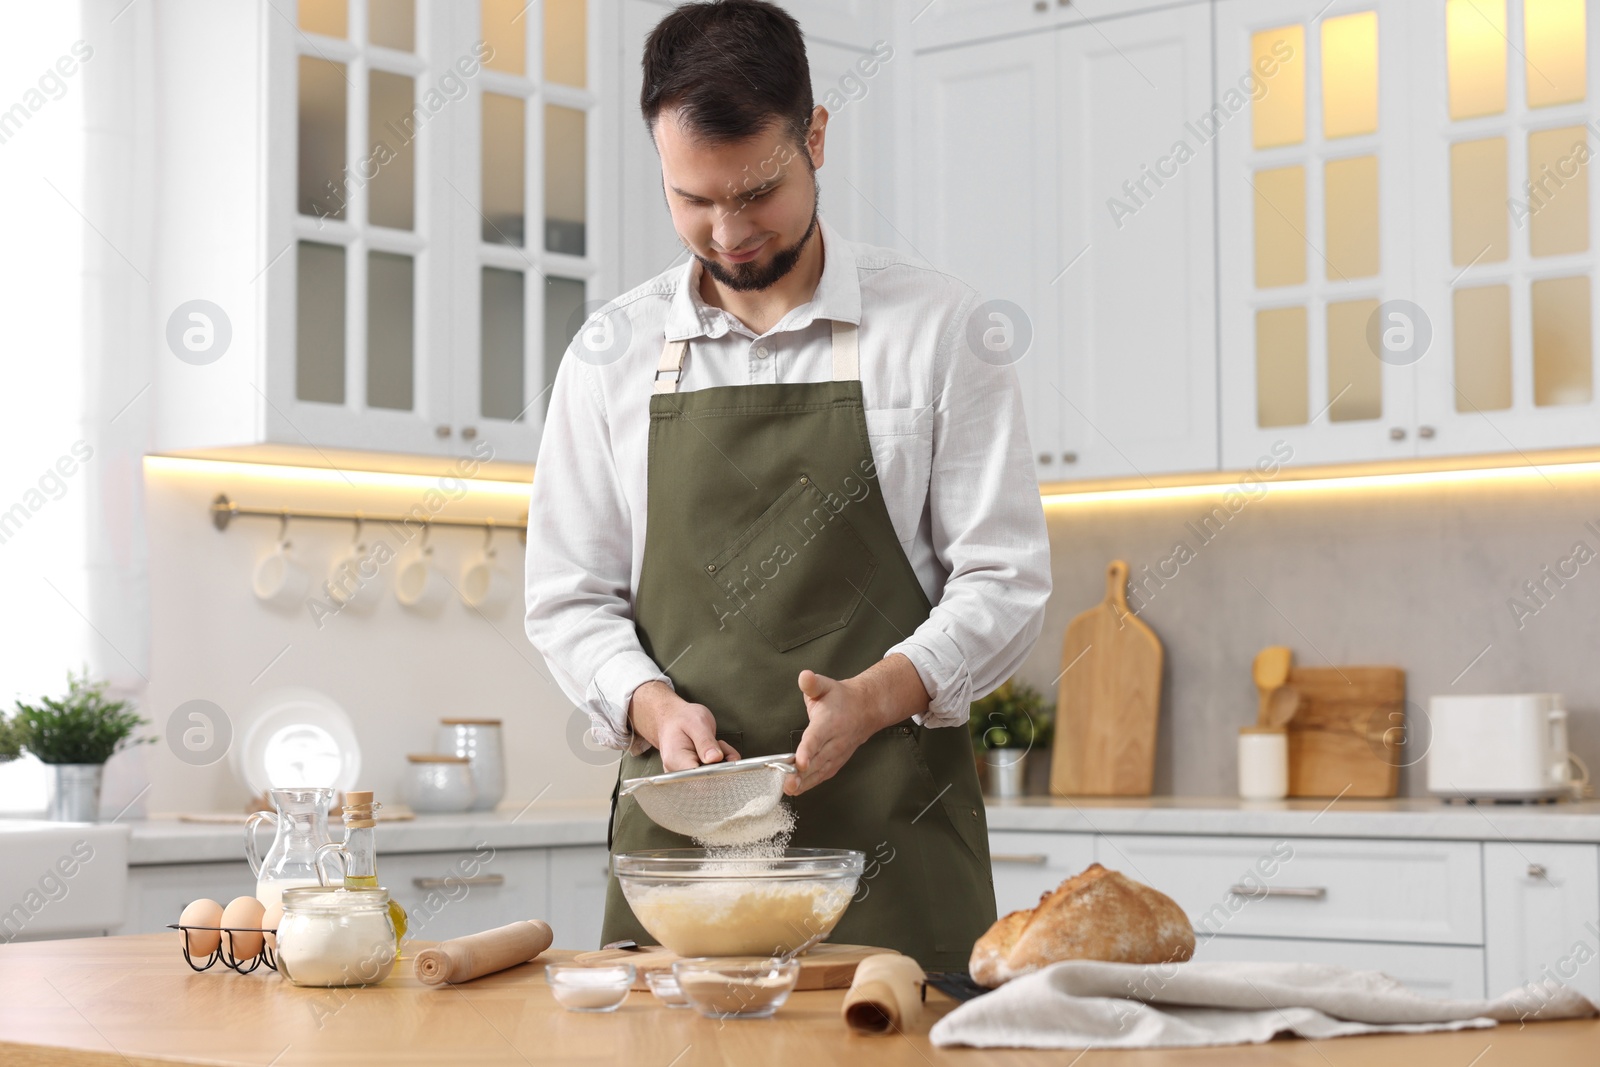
[[970, 863, 1194, 987]]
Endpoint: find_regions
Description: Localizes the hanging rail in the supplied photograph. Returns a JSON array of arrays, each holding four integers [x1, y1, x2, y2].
[[210, 494, 527, 541]]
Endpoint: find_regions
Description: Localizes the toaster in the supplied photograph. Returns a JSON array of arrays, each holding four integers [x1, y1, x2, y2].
[[1427, 693, 1572, 801]]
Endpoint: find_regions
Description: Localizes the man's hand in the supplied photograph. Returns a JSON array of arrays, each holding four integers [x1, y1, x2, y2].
[[785, 655, 931, 796], [628, 681, 740, 772]]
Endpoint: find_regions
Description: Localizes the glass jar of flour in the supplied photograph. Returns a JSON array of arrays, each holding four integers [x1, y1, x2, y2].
[[275, 887, 399, 988]]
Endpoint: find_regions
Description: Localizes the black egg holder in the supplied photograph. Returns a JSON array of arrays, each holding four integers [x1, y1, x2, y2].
[[167, 924, 280, 974]]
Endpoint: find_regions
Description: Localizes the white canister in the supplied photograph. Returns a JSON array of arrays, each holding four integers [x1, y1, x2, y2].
[[403, 754, 477, 813], [1238, 726, 1289, 800], [275, 887, 398, 988], [435, 719, 506, 812]]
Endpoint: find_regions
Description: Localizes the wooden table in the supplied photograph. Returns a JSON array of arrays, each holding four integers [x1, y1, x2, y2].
[[1, 935, 1595, 1066]]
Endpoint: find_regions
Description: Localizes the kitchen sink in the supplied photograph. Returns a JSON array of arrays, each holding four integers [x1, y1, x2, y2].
[[0, 820, 129, 943]]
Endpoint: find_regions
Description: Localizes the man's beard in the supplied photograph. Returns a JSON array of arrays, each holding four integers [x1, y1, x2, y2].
[[694, 183, 820, 293]]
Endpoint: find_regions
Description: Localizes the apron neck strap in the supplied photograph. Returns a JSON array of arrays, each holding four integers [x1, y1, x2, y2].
[[654, 319, 859, 394]]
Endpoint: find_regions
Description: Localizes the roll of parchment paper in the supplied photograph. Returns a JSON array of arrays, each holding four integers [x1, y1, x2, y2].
[[842, 953, 926, 1034]]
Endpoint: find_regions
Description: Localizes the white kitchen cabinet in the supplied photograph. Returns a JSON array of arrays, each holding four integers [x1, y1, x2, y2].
[[545, 845, 612, 950], [1195, 936, 1488, 1000], [1408, 0, 1600, 458], [1216, 0, 1424, 469], [912, 31, 1064, 481], [120, 861, 256, 936], [1484, 842, 1600, 1003], [155, 0, 615, 465], [911, 5, 1215, 483], [988, 830, 1095, 916], [1054, 2, 1218, 478], [388, 846, 550, 944], [1096, 833, 1484, 945], [118, 845, 606, 949], [906, 0, 1208, 53]]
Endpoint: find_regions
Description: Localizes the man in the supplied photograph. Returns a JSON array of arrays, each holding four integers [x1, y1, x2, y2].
[[524, 0, 1050, 971]]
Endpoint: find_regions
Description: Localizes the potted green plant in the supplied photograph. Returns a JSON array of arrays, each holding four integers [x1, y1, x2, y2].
[[0, 715, 21, 763], [13, 670, 152, 821], [969, 679, 1053, 799]]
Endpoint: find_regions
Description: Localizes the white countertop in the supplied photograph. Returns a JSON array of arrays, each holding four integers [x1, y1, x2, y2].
[[120, 795, 1600, 866], [984, 795, 1600, 842], [126, 801, 612, 865]]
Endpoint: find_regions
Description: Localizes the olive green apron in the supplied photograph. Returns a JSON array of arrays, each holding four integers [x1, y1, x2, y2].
[[600, 319, 996, 972]]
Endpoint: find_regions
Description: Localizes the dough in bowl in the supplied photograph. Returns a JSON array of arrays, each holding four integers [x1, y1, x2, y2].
[[970, 863, 1194, 987]]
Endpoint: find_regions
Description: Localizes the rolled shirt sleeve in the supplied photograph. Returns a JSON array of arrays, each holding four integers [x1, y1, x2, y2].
[[523, 349, 664, 753], [885, 287, 1053, 727]]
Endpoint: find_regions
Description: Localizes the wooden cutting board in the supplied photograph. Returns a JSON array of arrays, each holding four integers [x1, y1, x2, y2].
[[569, 943, 896, 991], [1050, 560, 1164, 796], [1285, 666, 1405, 798]]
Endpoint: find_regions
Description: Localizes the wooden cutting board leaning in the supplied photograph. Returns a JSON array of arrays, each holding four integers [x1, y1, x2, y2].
[[1050, 560, 1164, 796], [1281, 665, 1406, 797], [571, 943, 895, 991]]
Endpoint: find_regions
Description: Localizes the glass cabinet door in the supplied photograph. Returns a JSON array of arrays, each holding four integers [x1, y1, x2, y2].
[[275, 0, 454, 455], [1218, 0, 1417, 469], [1414, 0, 1596, 455], [462, 0, 596, 460]]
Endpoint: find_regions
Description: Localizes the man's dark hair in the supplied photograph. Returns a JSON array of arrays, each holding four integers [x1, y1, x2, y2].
[[640, 0, 814, 151]]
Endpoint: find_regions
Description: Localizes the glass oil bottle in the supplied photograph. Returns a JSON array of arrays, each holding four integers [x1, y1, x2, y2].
[[317, 789, 409, 953]]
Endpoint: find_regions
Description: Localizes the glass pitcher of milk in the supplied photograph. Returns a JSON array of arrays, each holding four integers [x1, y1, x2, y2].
[[246, 786, 336, 908]]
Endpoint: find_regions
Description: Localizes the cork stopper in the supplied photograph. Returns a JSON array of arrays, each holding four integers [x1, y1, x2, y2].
[[342, 789, 378, 828]]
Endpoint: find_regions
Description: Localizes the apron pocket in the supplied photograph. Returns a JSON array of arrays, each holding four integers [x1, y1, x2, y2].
[[703, 474, 878, 653]]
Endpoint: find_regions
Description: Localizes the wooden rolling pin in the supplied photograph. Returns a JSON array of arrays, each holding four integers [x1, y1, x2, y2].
[[414, 920, 554, 986]]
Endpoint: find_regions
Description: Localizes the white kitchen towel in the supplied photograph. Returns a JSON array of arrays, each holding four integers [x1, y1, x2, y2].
[[929, 960, 1598, 1050]]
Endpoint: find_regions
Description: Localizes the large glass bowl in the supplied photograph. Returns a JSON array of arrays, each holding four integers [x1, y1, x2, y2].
[[614, 848, 865, 956]]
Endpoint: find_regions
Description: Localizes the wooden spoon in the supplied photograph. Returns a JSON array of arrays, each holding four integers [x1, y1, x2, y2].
[[1252, 646, 1293, 726], [1265, 684, 1301, 728]]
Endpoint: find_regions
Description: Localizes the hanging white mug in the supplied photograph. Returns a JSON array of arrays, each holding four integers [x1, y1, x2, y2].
[[253, 535, 309, 608], [459, 547, 513, 613], [326, 524, 381, 615], [394, 542, 446, 612]]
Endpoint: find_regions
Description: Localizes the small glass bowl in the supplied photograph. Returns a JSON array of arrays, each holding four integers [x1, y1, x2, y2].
[[545, 962, 634, 1013], [671, 957, 801, 1019], [644, 968, 692, 1008]]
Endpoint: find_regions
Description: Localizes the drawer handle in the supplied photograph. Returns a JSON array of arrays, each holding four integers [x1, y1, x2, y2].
[[991, 853, 1049, 865], [412, 874, 506, 890], [1527, 864, 1548, 880], [1229, 884, 1327, 900]]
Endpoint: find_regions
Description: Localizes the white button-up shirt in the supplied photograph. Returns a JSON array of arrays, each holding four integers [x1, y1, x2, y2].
[[524, 216, 1051, 752]]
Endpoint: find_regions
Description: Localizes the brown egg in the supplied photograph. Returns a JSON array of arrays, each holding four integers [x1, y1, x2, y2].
[[262, 902, 285, 952], [221, 895, 266, 960], [178, 898, 223, 957]]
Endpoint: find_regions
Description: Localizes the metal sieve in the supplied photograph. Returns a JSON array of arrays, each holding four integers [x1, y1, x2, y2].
[[619, 752, 797, 842]]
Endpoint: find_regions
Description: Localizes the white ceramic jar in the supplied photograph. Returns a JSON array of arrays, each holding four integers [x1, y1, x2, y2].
[[435, 719, 505, 812], [275, 887, 398, 987], [1238, 726, 1289, 800], [402, 754, 476, 813]]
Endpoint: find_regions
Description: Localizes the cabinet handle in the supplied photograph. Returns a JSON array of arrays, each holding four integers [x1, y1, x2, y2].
[[461, 426, 478, 440], [1061, 452, 1078, 464], [1418, 425, 1436, 439], [1389, 427, 1407, 441], [412, 874, 505, 889], [435, 424, 452, 438], [1034, 0, 1048, 11], [991, 853, 1049, 865], [1038, 453, 1053, 465], [1229, 884, 1327, 900], [1527, 864, 1548, 880]]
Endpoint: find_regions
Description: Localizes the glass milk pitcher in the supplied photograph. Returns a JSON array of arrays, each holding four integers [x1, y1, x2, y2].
[[246, 786, 336, 908]]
